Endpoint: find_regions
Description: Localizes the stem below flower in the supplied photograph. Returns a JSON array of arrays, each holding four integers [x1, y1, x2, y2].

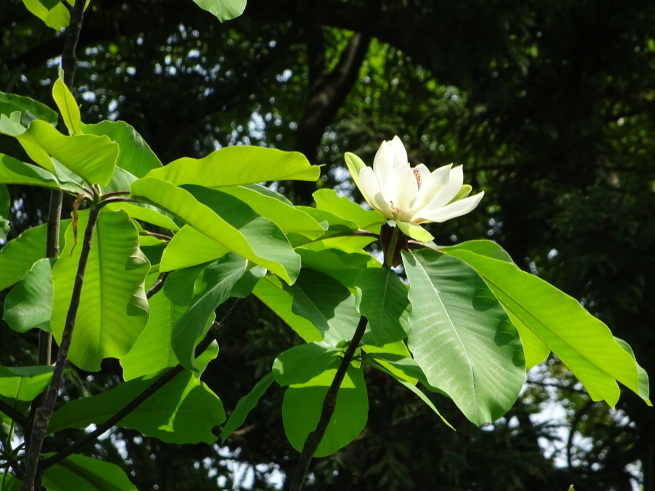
[[384, 224, 400, 268]]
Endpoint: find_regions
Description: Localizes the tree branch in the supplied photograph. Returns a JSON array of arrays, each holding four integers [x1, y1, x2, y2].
[[0, 400, 28, 428], [40, 298, 245, 470], [289, 314, 369, 490], [21, 204, 99, 491]]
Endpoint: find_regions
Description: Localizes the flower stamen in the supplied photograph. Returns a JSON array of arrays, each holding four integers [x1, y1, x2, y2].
[[413, 168, 422, 190]]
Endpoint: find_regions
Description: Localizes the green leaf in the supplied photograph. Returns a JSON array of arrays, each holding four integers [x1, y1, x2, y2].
[[192, 0, 247, 22], [18, 120, 118, 185], [0, 473, 20, 490], [402, 249, 526, 425], [447, 248, 649, 407], [42, 454, 137, 490], [81, 120, 162, 177], [615, 337, 651, 404], [0, 153, 60, 189], [0, 112, 27, 137], [273, 343, 342, 386], [0, 365, 53, 402], [221, 372, 275, 443], [356, 268, 411, 347], [252, 275, 322, 342], [343, 152, 366, 190], [220, 185, 325, 242], [0, 221, 67, 291], [161, 225, 228, 271], [0, 91, 57, 125], [52, 75, 81, 135], [49, 369, 225, 444], [106, 202, 179, 232], [313, 188, 384, 232], [131, 178, 300, 283], [297, 247, 378, 289], [362, 341, 418, 384], [282, 364, 368, 457], [288, 269, 360, 345], [372, 363, 453, 429], [172, 254, 248, 371], [3, 258, 54, 333], [441, 239, 515, 264], [51, 208, 150, 372], [20, 0, 71, 30], [396, 220, 434, 242], [146, 146, 319, 186]]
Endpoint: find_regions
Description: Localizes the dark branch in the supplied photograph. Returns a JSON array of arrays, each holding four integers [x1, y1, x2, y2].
[[289, 314, 369, 490], [146, 272, 170, 299], [0, 400, 28, 428]]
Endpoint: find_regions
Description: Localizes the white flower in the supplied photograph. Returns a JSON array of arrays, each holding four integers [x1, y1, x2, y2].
[[345, 136, 484, 241]]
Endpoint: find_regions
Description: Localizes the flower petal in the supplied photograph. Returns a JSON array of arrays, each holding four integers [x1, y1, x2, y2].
[[373, 140, 396, 198], [389, 136, 408, 168], [389, 164, 419, 219], [413, 164, 452, 212], [359, 166, 394, 218], [414, 191, 484, 223]]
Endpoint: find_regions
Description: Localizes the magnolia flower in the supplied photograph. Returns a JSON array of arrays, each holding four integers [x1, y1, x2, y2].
[[345, 136, 484, 241]]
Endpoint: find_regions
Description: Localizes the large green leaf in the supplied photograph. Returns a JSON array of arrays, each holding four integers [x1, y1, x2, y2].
[[219, 185, 325, 242], [106, 202, 179, 232], [287, 268, 360, 345], [282, 364, 368, 457], [0, 365, 53, 402], [146, 145, 319, 186], [42, 454, 137, 491], [192, 0, 246, 22], [0, 221, 67, 291], [131, 177, 300, 283], [172, 254, 248, 371], [0, 183, 9, 241], [18, 120, 118, 185], [3, 258, 54, 333], [82, 120, 162, 177], [356, 268, 411, 347], [446, 248, 650, 407], [252, 275, 322, 342], [51, 208, 150, 372], [161, 225, 229, 271], [49, 369, 225, 444], [297, 247, 378, 289], [273, 343, 342, 386], [313, 188, 385, 232], [402, 249, 526, 425], [0, 154, 60, 189], [20, 0, 71, 30], [0, 90, 58, 124], [221, 372, 275, 443], [52, 75, 82, 136]]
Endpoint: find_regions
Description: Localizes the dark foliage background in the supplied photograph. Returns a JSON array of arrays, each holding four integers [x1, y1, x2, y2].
[[2, 0, 655, 489]]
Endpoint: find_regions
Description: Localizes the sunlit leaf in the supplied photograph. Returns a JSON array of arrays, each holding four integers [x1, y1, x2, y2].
[[42, 454, 137, 491], [192, 0, 247, 22], [161, 225, 228, 271], [0, 365, 53, 402], [51, 209, 150, 372], [146, 145, 319, 186], [82, 120, 162, 177], [131, 178, 300, 283], [312, 188, 384, 232], [52, 75, 81, 135], [20, 0, 70, 30], [0, 153, 60, 189]]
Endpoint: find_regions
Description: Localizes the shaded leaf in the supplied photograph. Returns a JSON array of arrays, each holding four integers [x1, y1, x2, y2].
[[0, 90, 58, 124], [0, 365, 53, 402], [3, 258, 54, 333], [273, 343, 342, 386], [0, 153, 60, 189], [282, 364, 368, 457], [221, 372, 275, 443]]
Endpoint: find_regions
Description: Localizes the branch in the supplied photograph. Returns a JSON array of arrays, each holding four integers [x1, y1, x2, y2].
[[40, 298, 245, 470], [146, 272, 170, 299], [0, 400, 28, 428], [21, 205, 99, 491], [289, 314, 369, 490]]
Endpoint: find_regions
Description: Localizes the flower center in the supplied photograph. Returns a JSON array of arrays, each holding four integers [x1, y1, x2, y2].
[[413, 168, 422, 190]]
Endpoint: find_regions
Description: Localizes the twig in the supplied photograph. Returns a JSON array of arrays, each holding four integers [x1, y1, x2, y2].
[[146, 272, 170, 299], [41, 298, 245, 470], [21, 205, 99, 491], [289, 315, 369, 490], [0, 400, 28, 428]]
